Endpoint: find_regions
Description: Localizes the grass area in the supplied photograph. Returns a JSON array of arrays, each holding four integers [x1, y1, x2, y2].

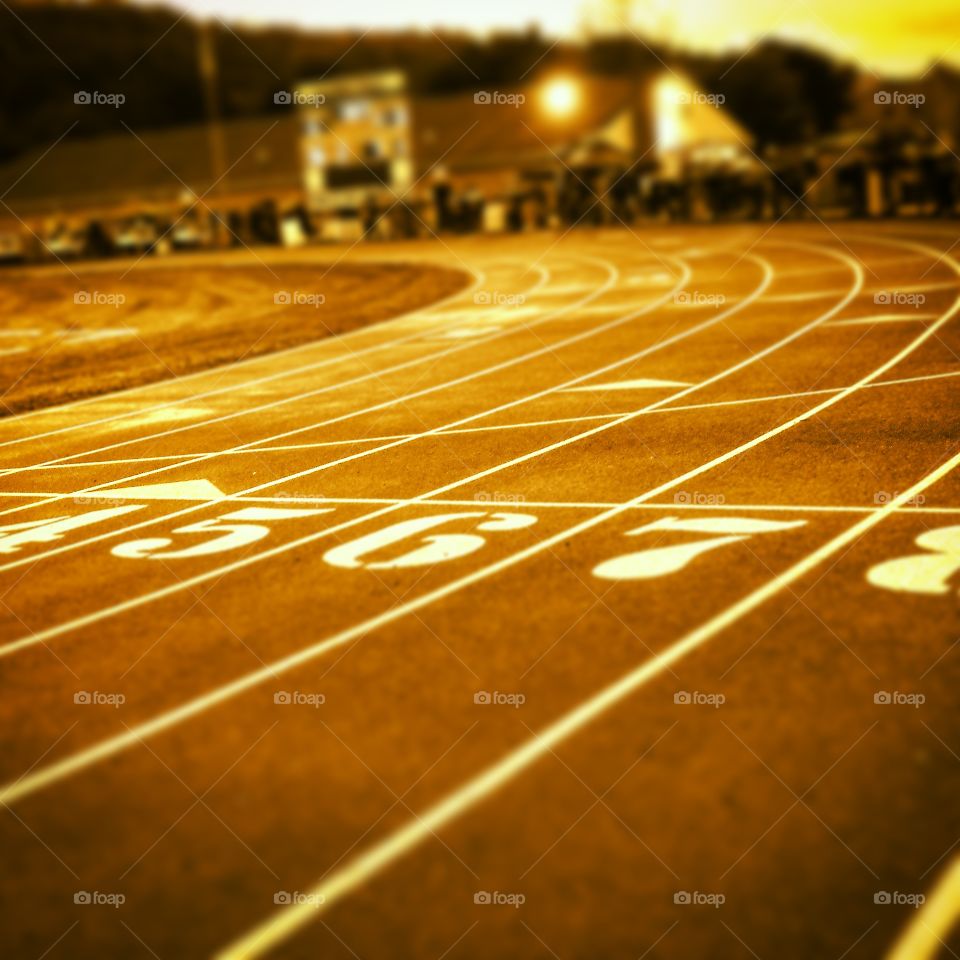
[[0, 258, 468, 415]]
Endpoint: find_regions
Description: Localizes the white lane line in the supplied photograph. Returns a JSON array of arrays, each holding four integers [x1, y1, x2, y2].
[[0, 253, 686, 568], [762, 289, 843, 302], [0, 259, 492, 437], [830, 313, 936, 326], [573, 301, 672, 315], [562, 378, 690, 392], [0, 246, 775, 573], [763, 279, 959, 303], [210, 498, 960, 516], [526, 283, 607, 296], [34, 365, 952, 469], [5, 437, 407, 470], [0, 243, 861, 791], [427, 326, 504, 339], [0, 242, 844, 591], [8, 419, 629, 468], [5, 233, 952, 813], [13, 231, 910, 480], [0, 256, 613, 499], [775, 255, 931, 277], [2, 492, 959, 515], [215, 445, 960, 960], [649, 368, 960, 413], [220, 498, 960, 516], [8, 234, 940, 583], [0, 262, 549, 468], [62, 328, 138, 342], [886, 856, 960, 960]]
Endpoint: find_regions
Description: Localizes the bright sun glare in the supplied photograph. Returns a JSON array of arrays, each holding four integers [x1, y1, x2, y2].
[[541, 77, 581, 118]]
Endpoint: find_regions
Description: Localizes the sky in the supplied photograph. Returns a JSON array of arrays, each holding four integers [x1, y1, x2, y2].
[[143, 0, 960, 76]]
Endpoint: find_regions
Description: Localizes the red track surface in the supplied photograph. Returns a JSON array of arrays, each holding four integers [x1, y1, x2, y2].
[[1, 222, 959, 959]]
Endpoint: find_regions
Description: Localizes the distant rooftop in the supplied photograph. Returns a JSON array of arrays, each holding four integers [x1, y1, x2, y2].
[[0, 116, 302, 216]]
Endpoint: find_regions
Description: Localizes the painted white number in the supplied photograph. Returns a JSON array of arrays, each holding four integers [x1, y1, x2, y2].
[[112, 506, 330, 560], [0, 506, 142, 554], [323, 511, 537, 570], [593, 515, 805, 581], [867, 526, 960, 595]]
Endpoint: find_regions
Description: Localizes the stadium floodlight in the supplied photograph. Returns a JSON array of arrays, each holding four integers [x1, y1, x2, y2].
[[540, 76, 581, 119]]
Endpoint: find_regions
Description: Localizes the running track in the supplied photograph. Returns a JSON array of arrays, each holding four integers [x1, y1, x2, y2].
[[1, 222, 959, 959]]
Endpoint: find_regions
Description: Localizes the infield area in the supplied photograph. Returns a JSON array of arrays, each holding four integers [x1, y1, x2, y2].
[[0, 221, 959, 959]]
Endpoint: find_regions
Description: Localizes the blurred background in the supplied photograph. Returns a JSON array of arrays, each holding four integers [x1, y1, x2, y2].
[[0, 0, 958, 262]]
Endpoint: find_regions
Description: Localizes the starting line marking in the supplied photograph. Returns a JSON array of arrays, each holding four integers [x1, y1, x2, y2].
[[1, 493, 960, 516]]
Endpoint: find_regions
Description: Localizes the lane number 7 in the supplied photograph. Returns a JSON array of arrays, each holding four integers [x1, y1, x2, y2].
[[593, 515, 806, 581]]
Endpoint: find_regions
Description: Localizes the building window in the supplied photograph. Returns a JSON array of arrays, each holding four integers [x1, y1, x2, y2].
[[382, 105, 407, 127], [339, 99, 370, 122]]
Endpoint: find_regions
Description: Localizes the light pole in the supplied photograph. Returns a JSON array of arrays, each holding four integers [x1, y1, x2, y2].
[[197, 20, 228, 194]]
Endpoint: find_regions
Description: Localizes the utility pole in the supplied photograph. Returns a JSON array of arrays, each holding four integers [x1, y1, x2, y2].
[[198, 20, 228, 194]]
